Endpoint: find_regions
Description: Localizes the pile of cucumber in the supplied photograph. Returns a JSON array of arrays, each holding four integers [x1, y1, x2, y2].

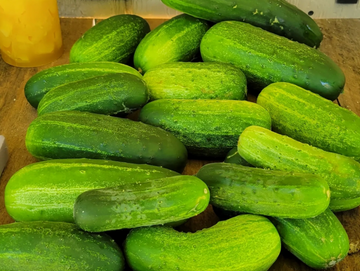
[[3, 0, 359, 270]]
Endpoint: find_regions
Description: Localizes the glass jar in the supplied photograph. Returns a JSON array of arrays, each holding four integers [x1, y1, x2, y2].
[[0, 0, 63, 67]]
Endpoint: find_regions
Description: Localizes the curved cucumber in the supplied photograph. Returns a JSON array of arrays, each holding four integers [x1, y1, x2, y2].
[[224, 147, 252, 166], [125, 214, 281, 271], [74, 175, 210, 232]]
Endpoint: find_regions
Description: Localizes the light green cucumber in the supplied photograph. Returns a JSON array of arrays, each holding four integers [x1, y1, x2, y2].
[[224, 147, 252, 166]]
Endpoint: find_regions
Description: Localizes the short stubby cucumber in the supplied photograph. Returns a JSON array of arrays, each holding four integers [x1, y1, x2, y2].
[[272, 209, 349, 269], [196, 163, 330, 218], [70, 15, 150, 63], [25, 62, 142, 108], [25, 111, 188, 172], [5, 159, 179, 222], [38, 73, 149, 116], [73, 175, 210, 232], [257, 82, 360, 161], [134, 14, 209, 73], [238, 126, 360, 211], [139, 99, 271, 158], [0, 221, 125, 271], [224, 147, 252, 166], [125, 214, 281, 271], [143, 62, 247, 100], [201, 21, 345, 100]]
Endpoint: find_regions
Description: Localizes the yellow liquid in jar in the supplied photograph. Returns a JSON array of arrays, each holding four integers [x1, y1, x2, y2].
[[0, 0, 63, 67]]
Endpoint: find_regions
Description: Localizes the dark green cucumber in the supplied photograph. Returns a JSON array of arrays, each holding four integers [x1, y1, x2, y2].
[[37, 73, 149, 116], [0, 221, 124, 271], [5, 159, 179, 222], [74, 175, 210, 232], [238, 126, 360, 212], [224, 147, 252, 166], [258, 82, 360, 161], [272, 209, 349, 269], [143, 62, 247, 100], [134, 14, 209, 73], [139, 99, 271, 158], [196, 163, 330, 218], [125, 214, 281, 271], [161, 0, 322, 48], [70, 15, 150, 64], [25, 62, 142, 108], [25, 111, 188, 172], [201, 21, 345, 100]]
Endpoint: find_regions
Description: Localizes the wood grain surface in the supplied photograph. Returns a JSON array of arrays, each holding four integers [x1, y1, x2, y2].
[[0, 18, 360, 270]]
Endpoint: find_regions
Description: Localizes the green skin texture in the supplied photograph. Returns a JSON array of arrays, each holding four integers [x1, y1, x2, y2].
[[74, 175, 210, 232], [0, 221, 125, 271], [143, 62, 247, 100], [161, 0, 322, 48], [272, 209, 349, 269], [25, 111, 188, 173], [70, 15, 150, 64], [37, 73, 149, 116], [5, 159, 179, 222], [134, 14, 209, 74], [224, 147, 252, 166], [139, 99, 271, 158], [196, 163, 330, 219], [125, 214, 281, 271], [24, 62, 142, 108], [258, 82, 360, 161], [238, 126, 360, 212], [200, 21, 345, 100]]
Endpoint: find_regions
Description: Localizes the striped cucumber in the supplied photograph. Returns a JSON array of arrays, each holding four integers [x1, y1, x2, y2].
[[257, 82, 360, 161], [238, 126, 360, 211], [139, 99, 271, 158], [25, 111, 188, 172], [224, 147, 252, 166], [143, 62, 247, 100], [74, 175, 210, 232], [38, 73, 149, 116], [5, 159, 179, 222], [125, 214, 281, 271]]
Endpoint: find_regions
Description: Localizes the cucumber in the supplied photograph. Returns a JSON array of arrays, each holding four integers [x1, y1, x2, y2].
[[224, 147, 252, 166], [37, 73, 149, 116], [25, 111, 188, 172], [161, 0, 322, 48], [196, 163, 330, 219], [200, 21, 345, 100], [238, 126, 360, 211], [74, 175, 210, 232], [143, 62, 247, 100], [257, 82, 360, 161], [125, 214, 281, 271], [139, 99, 271, 158], [272, 209, 349, 269], [134, 14, 209, 73], [70, 15, 150, 64], [5, 159, 179, 222], [24, 62, 142, 108], [0, 221, 125, 271]]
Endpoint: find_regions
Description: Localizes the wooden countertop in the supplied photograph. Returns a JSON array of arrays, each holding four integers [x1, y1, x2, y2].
[[0, 18, 360, 271]]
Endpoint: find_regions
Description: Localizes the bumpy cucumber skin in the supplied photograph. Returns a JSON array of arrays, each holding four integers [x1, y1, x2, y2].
[[139, 99, 271, 158], [201, 21, 345, 100], [134, 14, 209, 73], [196, 163, 330, 219], [272, 209, 349, 269], [258, 82, 360, 161], [0, 221, 125, 271], [125, 215, 281, 271], [74, 175, 210, 232], [161, 0, 322, 48], [25, 111, 188, 173], [224, 147, 252, 166], [38, 74, 149, 116], [70, 15, 150, 64], [238, 126, 360, 211], [24, 62, 142, 108], [5, 159, 179, 222], [143, 62, 247, 100]]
